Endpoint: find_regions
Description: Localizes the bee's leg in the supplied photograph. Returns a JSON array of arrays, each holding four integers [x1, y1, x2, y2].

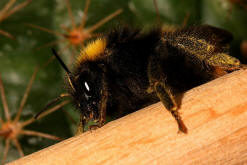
[[89, 73, 108, 131], [147, 50, 187, 133], [88, 89, 108, 131], [88, 125, 99, 131], [76, 114, 85, 135], [98, 81, 108, 127], [153, 82, 187, 133]]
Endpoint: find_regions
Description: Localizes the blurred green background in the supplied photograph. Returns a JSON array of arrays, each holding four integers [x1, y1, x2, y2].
[[0, 0, 247, 163]]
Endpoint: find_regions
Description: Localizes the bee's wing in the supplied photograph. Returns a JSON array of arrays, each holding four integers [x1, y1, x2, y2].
[[164, 25, 240, 69]]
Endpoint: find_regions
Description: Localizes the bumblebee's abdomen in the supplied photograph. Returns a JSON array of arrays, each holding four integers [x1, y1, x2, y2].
[[159, 43, 215, 92]]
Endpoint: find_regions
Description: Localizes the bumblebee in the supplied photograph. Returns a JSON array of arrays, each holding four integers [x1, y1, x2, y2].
[[43, 25, 243, 133]]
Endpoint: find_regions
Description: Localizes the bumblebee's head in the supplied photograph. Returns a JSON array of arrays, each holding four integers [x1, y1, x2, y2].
[[70, 62, 107, 122], [36, 47, 108, 124], [52, 38, 108, 123], [67, 38, 108, 123]]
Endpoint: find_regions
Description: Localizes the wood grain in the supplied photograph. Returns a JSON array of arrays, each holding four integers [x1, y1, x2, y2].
[[8, 69, 247, 165]]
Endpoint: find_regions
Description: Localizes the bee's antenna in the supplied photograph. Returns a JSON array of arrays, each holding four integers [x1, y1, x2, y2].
[[52, 48, 76, 92], [52, 48, 71, 74]]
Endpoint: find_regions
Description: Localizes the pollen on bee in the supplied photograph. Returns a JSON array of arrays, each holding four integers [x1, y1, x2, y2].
[[77, 38, 107, 63], [207, 45, 214, 52]]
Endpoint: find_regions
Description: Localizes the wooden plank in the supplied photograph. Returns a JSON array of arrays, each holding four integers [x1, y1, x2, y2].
[[8, 69, 247, 165]]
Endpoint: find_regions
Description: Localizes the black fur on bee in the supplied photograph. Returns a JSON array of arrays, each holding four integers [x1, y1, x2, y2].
[[41, 25, 244, 133]]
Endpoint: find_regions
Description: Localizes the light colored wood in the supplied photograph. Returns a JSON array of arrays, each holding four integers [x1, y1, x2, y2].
[[8, 70, 247, 165]]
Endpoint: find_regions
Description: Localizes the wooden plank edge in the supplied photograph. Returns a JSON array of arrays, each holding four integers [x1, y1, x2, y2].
[[8, 69, 247, 165]]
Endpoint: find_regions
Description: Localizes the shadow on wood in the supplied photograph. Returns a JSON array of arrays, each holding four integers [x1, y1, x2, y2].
[[8, 69, 247, 165]]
